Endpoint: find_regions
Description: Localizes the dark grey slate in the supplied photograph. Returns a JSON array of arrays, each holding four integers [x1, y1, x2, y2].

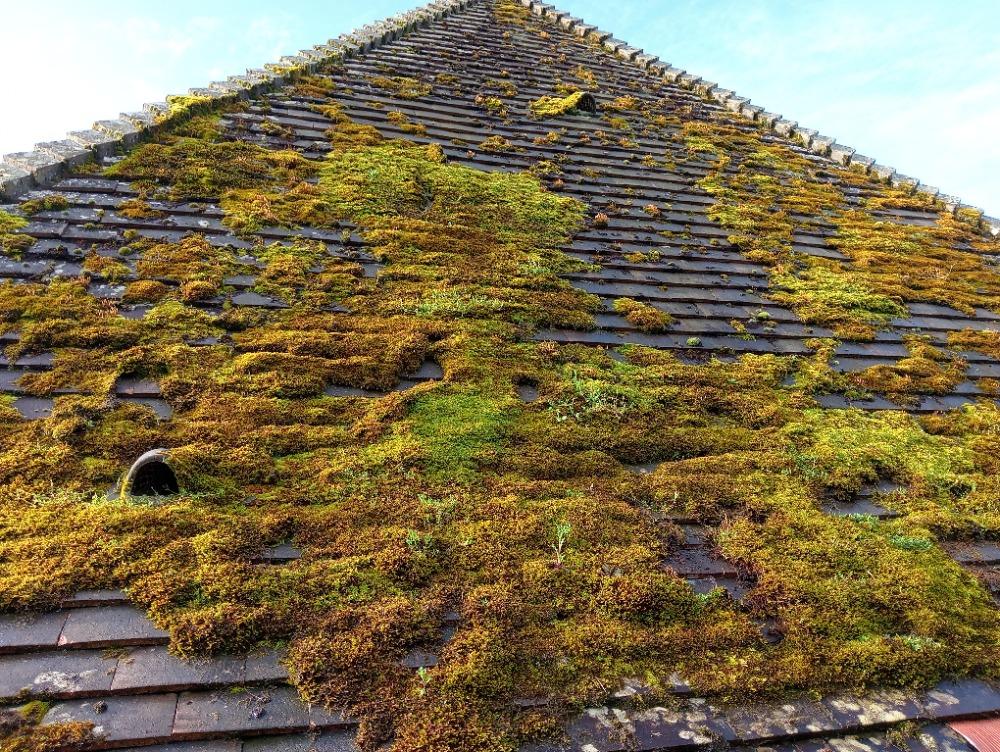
[[58, 605, 169, 649], [0, 649, 117, 700], [172, 686, 350, 739], [922, 678, 1000, 720], [820, 690, 923, 731], [11, 396, 54, 420], [902, 723, 977, 752], [724, 697, 838, 743], [0, 610, 67, 653], [400, 649, 438, 669], [115, 742, 240, 752], [111, 646, 243, 693], [44, 692, 178, 745], [242, 651, 290, 683], [242, 730, 360, 751], [231, 291, 288, 308]]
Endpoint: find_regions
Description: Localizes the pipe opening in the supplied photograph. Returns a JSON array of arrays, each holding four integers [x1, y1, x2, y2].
[[123, 449, 179, 498]]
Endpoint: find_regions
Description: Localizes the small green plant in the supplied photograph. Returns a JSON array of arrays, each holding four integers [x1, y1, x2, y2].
[[416, 666, 432, 696], [686, 337, 702, 347], [552, 520, 572, 567], [406, 530, 435, 552], [889, 534, 934, 552]]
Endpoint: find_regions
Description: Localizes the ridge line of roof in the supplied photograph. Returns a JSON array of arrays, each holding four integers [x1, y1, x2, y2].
[[0, 0, 481, 203], [518, 0, 1000, 235]]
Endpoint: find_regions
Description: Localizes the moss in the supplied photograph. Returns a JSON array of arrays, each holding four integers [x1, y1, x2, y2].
[[770, 258, 907, 341], [162, 94, 214, 122], [529, 91, 588, 118], [612, 298, 674, 333], [0, 721, 94, 752], [19, 194, 69, 216], [684, 121, 1000, 338], [106, 138, 318, 200], [386, 110, 428, 136], [0, 209, 32, 254], [480, 135, 515, 153], [2, 25, 1000, 752], [118, 198, 167, 219], [949, 328, 1000, 360], [369, 75, 433, 100]]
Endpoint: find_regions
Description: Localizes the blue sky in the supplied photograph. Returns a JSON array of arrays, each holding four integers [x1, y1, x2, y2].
[[3, 1, 998, 214]]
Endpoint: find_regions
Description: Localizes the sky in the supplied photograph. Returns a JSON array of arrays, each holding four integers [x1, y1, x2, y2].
[[2, 1, 998, 214]]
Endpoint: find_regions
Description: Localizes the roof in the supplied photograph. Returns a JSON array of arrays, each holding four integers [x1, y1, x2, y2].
[[1, 0, 1000, 750]]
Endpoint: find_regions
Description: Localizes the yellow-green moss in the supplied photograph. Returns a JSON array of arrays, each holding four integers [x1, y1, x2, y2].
[[529, 91, 588, 118], [369, 75, 433, 100], [3, 21, 1000, 752], [0, 209, 32, 254], [612, 298, 674, 333]]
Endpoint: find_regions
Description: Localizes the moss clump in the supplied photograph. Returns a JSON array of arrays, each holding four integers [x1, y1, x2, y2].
[[106, 139, 318, 200], [118, 198, 167, 219], [529, 91, 588, 118], [479, 135, 514, 153], [369, 75, 433, 100], [612, 298, 674, 333], [19, 195, 69, 216], [949, 328, 1000, 360], [770, 259, 906, 340], [0, 209, 32, 254]]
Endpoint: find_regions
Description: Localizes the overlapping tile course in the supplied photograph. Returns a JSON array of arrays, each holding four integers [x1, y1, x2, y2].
[[2, 1, 1000, 750], [3, 592, 999, 751], [3, 0, 999, 416]]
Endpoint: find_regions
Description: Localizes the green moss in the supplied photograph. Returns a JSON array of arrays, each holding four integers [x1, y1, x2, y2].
[[684, 120, 1000, 339], [368, 75, 433, 100], [612, 298, 674, 333], [19, 195, 69, 216], [529, 91, 588, 118], [0, 209, 32, 255], [106, 138, 318, 200]]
